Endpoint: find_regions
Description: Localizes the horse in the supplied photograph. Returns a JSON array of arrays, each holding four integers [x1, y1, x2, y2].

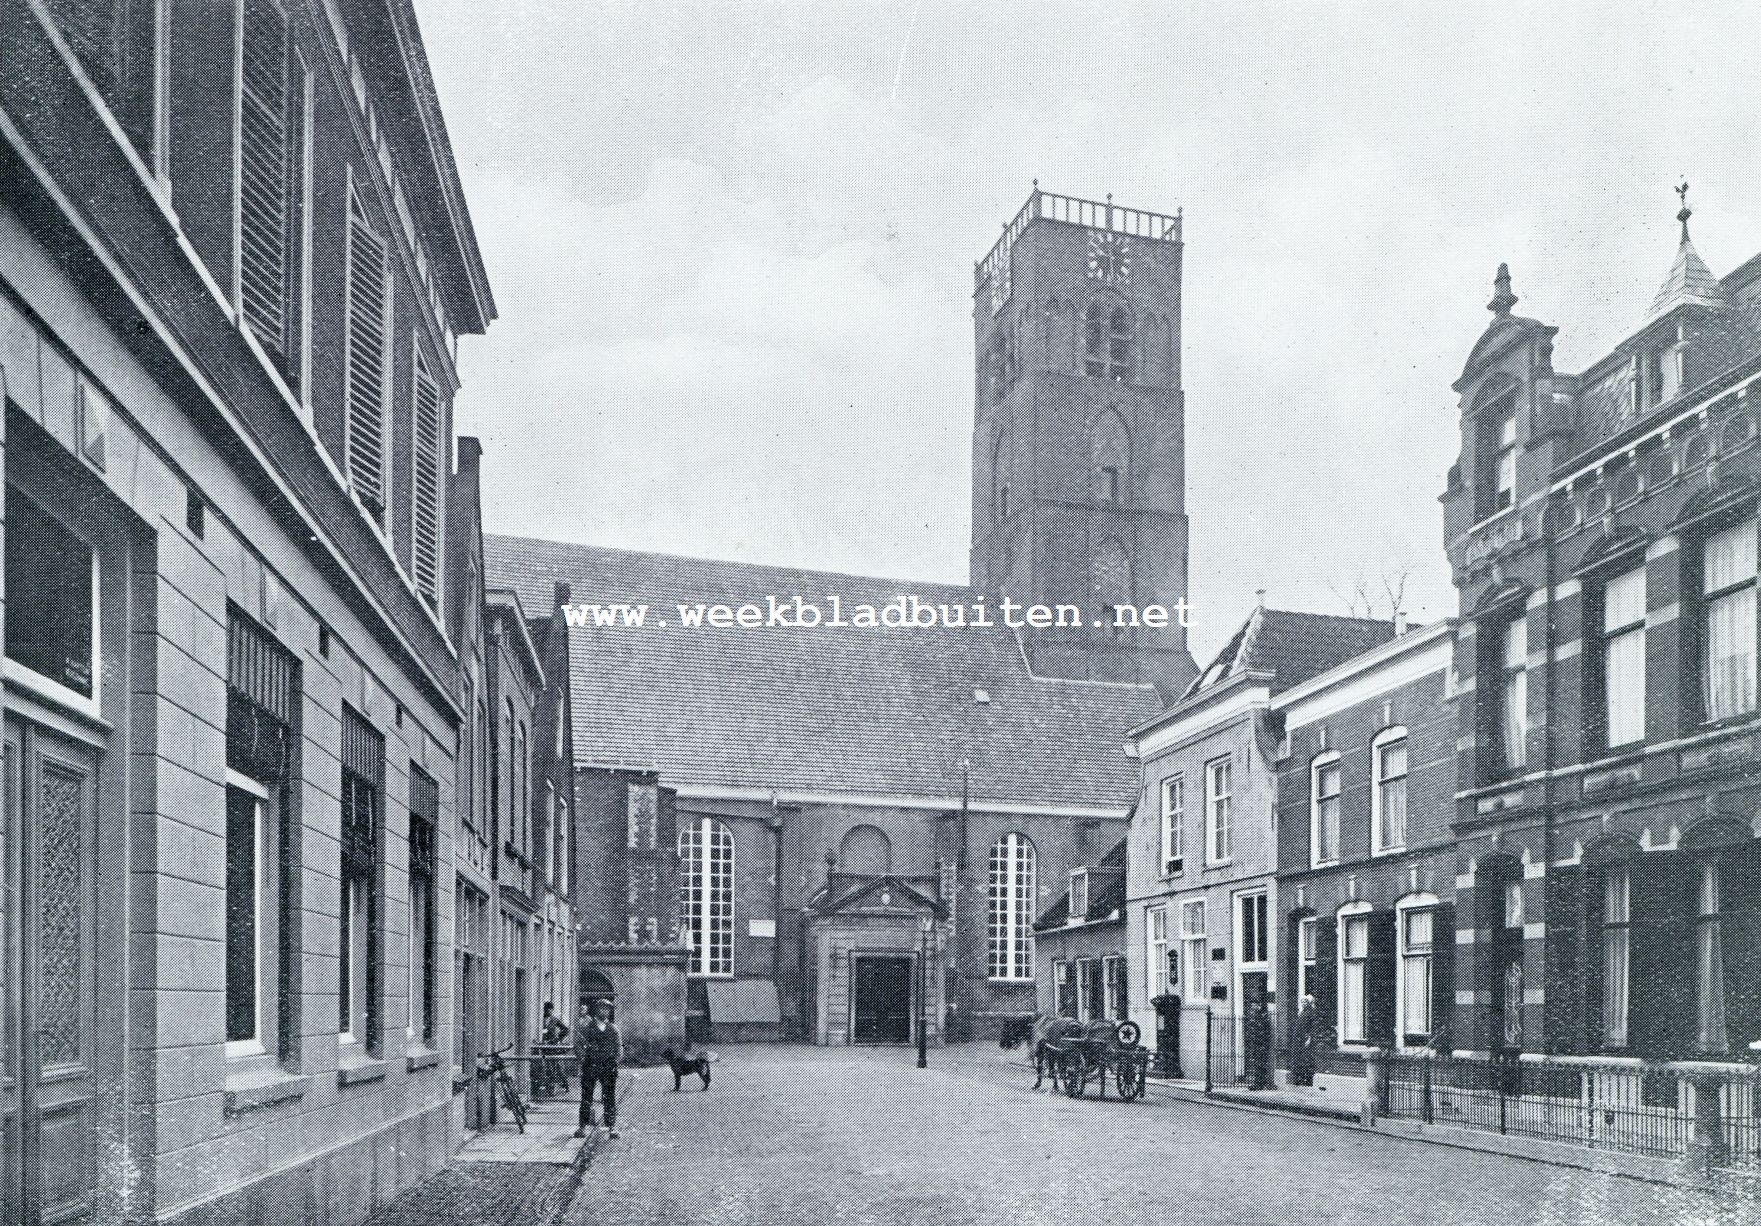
[[999, 1012, 1084, 1089]]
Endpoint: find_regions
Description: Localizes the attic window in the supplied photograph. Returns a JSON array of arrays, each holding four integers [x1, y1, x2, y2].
[[1069, 869, 1089, 922]]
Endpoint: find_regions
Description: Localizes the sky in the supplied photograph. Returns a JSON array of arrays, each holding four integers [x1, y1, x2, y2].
[[416, 0, 1761, 664]]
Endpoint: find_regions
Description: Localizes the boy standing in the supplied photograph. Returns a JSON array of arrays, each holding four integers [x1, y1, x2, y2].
[[574, 998, 621, 1138]]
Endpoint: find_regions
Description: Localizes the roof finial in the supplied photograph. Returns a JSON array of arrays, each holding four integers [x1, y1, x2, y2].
[[1488, 262, 1517, 317], [1676, 179, 1692, 243], [1255, 588, 1266, 609]]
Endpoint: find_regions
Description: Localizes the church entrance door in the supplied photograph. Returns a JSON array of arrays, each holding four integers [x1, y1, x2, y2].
[[850, 955, 913, 1044]]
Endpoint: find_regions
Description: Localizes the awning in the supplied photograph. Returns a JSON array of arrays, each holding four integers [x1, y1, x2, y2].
[[705, 979, 781, 1024]]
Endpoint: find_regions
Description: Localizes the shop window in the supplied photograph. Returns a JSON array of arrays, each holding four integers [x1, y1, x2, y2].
[[5, 484, 96, 704]]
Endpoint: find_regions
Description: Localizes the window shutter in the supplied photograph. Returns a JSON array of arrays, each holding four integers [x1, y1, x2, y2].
[[411, 350, 443, 606], [1628, 857, 1694, 1058], [239, 0, 291, 363], [1722, 843, 1761, 1053], [1429, 903, 1456, 1051], [1365, 910, 1397, 1047], [1311, 915, 1337, 1040], [345, 190, 389, 520], [1543, 867, 1586, 1054]]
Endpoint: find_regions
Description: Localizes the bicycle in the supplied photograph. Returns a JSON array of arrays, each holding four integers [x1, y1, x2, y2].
[[477, 1045, 527, 1133]]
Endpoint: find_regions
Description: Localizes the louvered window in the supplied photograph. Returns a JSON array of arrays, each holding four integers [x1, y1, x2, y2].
[[345, 188, 390, 522], [239, 0, 297, 372], [411, 349, 443, 606]]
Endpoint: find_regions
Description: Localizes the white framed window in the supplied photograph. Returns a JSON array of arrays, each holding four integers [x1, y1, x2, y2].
[[1104, 954, 1126, 1020], [987, 833, 1036, 981], [1495, 409, 1517, 512], [1338, 904, 1372, 1044], [224, 770, 274, 1058], [1068, 868, 1089, 921], [1600, 567, 1647, 748], [1235, 890, 1270, 995], [1077, 957, 1098, 1021], [1160, 774, 1184, 876], [1498, 615, 1528, 771], [1701, 518, 1758, 722], [340, 873, 369, 1045], [1601, 868, 1630, 1049], [1395, 896, 1437, 1047], [1147, 905, 1170, 1002], [1371, 729, 1408, 854], [678, 817, 735, 977], [1054, 959, 1075, 1018], [1310, 752, 1341, 867], [1205, 757, 1232, 864], [1180, 899, 1207, 1005], [1697, 863, 1727, 1053], [1297, 916, 1317, 1002]]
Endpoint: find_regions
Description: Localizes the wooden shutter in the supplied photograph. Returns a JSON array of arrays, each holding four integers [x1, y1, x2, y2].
[[1429, 903, 1456, 1051], [1365, 909, 1397, 1047], [1628, 855, 1693, 1059], [239, 0, 290, 362], [1543, 866, 1586, 1054], [1311, 914, 1337, 1041], [345, 190, 389, 520], [411, 349, 443, 606], [1722, 842, 1761, 1053]]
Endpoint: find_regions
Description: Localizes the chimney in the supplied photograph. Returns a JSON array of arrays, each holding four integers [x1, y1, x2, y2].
[[1394, 610, 1408, 635], [1255, 588, 1266, 609], [554, 580, 572, 609], [457, 435, 483, 470]]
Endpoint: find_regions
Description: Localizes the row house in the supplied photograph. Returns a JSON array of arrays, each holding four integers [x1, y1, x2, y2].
[[0, 0, 499, 1222], [1272, 619, 1457, 1062], [1446, 200, 1761, 1064], [1035, 839, 1129, 1025], [447, 439, 577, 1128], [1122, 605, 1391, 1067]]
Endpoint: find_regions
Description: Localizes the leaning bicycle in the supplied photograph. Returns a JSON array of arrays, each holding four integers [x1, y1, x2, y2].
[[477, 1045, 527, 1132]]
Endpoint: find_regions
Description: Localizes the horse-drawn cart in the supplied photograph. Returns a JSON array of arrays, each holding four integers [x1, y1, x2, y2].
[[1032, 1018, 1150, 1102]]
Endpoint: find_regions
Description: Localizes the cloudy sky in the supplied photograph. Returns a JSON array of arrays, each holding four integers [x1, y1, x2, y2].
[[417, 0, 1761, 663]]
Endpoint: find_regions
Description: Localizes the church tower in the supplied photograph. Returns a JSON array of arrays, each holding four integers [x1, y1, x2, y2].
[[970, 186, 1196, 700]]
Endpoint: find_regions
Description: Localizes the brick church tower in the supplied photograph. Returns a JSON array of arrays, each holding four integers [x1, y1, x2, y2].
[[970, 186, 1197, 700]]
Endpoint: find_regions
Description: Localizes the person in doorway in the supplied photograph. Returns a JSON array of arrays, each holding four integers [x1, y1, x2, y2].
[[574, 998, 621, 1139], [1245, 997, 1274, 1091], [538, 1001, 571, 1097], [1289, 994, 1319, 1087]]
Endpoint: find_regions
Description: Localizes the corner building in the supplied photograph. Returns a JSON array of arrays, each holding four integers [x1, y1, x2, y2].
[[1446, 206, 1761, 1062], [0, 2, 494, 1221]]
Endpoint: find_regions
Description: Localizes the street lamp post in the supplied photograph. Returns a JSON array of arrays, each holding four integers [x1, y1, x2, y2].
[[917, 916, 931, 1069]]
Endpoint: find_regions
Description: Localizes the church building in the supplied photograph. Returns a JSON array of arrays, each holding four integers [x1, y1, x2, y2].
[[488, 187, 1195, 1048]]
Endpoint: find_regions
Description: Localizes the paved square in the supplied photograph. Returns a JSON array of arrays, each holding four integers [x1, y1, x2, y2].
[[563, 1045, 1754, 1226]]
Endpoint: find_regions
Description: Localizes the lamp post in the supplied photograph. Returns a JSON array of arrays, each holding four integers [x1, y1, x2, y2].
[[917, 915, 931, 1069]]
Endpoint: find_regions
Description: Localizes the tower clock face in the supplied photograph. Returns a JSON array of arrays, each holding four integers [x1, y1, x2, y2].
[[1087, 231, 1130, 286]]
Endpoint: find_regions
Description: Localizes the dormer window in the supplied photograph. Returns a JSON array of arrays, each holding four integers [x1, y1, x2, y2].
[[1069, 868, 1089, 922], [1474, 390, 1518, 521]]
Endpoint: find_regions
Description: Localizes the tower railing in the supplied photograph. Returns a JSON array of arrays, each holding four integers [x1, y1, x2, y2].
[[976, 187, 1183, 291]]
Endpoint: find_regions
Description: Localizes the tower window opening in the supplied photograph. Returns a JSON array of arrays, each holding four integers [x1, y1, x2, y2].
[[1085, 304, 1133, 381]]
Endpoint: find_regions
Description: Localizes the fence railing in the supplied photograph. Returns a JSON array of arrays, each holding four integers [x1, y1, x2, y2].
[[1381, 1052, 1761, 1170]]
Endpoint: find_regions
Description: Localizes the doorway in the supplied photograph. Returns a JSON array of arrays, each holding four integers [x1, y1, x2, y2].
[[850, 955, 913, 1044], [1, 718, 101, 1224]]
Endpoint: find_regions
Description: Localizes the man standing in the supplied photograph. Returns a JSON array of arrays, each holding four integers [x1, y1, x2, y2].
[[1289, 994, 1319, 1087], [538, 1002, 570, 1098], [574, 998, 621, 1139], [1244, 996, 1274, 1091]]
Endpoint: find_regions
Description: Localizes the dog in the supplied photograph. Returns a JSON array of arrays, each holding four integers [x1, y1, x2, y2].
[[660, 1047, 715, 1091]]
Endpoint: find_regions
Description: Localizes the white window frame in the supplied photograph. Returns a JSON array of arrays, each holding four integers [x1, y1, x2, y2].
[[1103, 954, 1124, 1021], [987, 832, 1037, 982], [225, 769, 272, 1059], [1068, 868, 1089, 922], [1309, 751, 1341, 868], [678, 816, 735, 978], [340, 873, 369, 1046], [1204, 757, 1232, 865], [2, 484, 103, 721], [1180, 899, 1207, 1005], [1297, 915, 1317, 1002], [1499, 615, 1528, 771], [1146, 904, 1169, 1004], [1370, 728, 1408, 855], [1234, 888, 1270, 1007], [1700, 517, 1758, 722], [1160, 773, 1184, 876], [1600, 566, 1648, 748], [1394, 892, 1439, 1050], [1337, 901, 1373, 1046]]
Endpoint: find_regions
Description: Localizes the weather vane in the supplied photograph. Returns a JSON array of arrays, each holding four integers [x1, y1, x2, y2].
[[1677, 179, 1693, 240]]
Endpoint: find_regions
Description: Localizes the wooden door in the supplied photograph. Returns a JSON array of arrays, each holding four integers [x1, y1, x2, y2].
[[2, 718, 100, 1224], [852, 956, 913, 1044]]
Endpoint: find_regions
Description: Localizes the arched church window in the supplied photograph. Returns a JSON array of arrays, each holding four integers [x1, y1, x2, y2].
[[987, 833, 1036, 981], [838, 824, 892, 876], [1085, 304, 1132, 381], [678, 817, 734, 977], [1091, 537, 1132, 629]]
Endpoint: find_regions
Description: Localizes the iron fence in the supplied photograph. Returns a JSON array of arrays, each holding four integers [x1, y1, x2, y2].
[[1201, 1010, 1280, 1092], [1384, 1053, 1761, 1170]]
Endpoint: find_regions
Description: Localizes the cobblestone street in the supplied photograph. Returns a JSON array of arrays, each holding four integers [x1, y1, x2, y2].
[[548, 1045, 1753, 1226]]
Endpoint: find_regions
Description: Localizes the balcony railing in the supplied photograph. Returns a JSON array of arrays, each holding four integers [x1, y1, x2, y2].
[[976, 186, 1183, 290]]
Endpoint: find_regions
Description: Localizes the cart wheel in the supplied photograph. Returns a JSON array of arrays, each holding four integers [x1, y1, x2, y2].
[[1116, 1020, 1142, 1048], [1116, 1056, 1146, 1102], [1061, 1052, 1087, 1097]]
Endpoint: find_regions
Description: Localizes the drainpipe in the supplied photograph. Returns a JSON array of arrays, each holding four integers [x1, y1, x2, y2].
[[769, 794, 785, 1029]]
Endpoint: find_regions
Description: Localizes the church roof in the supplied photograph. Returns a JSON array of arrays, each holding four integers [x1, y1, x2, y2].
[[484, 535, 1161, 812], [1646, 233, 1730, 323], [1182, 607, 1394, 701]]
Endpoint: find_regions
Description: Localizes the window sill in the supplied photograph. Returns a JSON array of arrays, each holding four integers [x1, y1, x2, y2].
[[405, 1047, 441, 1073], [336, 1055, 390, 1087], [223, 1068, 310, 1116]]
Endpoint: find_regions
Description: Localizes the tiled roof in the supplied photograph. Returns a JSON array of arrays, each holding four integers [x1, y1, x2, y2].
[[1182, 607, 1394, 700], [484, 536, 1160, 811], [1034, 838, 1127, 929], [1648, 235, 1730, 323]]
